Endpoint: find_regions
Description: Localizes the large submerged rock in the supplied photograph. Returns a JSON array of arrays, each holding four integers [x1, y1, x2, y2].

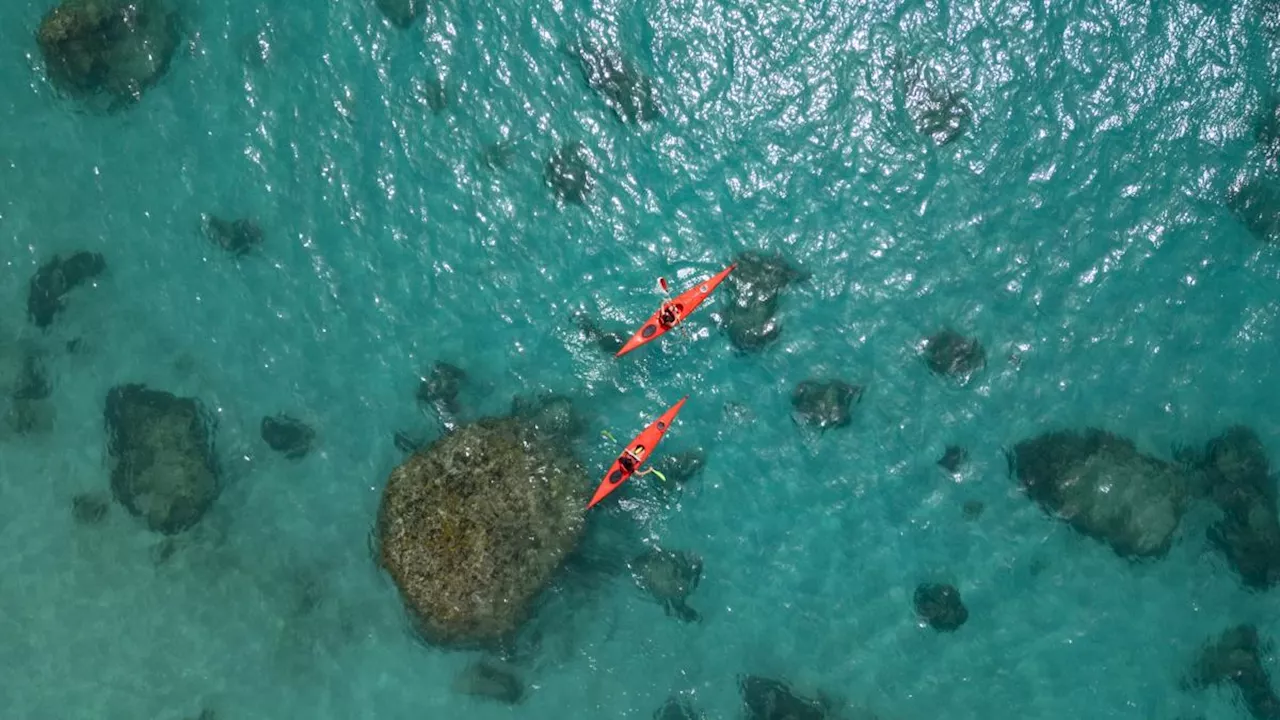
[[104, 384, 219, 534], [37, 0, 182, 108], [1199, 426, 1280, 589], [572, 42, 660, 125], [1010, 428, 1190, 558], [1188, 624, 1280, 720], [28, 251, 105, 328], [376, 417, 588, 648], [722, 251, 809, 353]]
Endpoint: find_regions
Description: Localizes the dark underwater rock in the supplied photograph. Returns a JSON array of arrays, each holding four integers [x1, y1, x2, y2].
[[1189, 624, 1280, 720], [722, 251, 809, 353], [655, 694, 702, 720], [573, 42, 660, 125], [28, 251, 106, 328], [1228, 175, 1280, 243], [790, 379, 862, 429], [895, 55, 972, 146], [417, 361, 465, 415], [575, 313, 627, 354], [740, 676, 828, 720], [37, 0, 182, 108], [511, 392, 586, 446], [261, 414, 315, 459], [654, 448, 706, 486], [104, 384, 219, 535], [375, 0, 425, 28], [376, 417, 587, 648], [1010, 428, 1189, 558], [72, 493, 109, 525], [452, 660, 524, 704], [923, 329, 985, 380], [938, 445, 967, 473], [914, 582, 968, 631], [13, 351, 51, 401], [962, 499, 984, 520], [1199, 426, 1280, 589], [205, 215, 263, 256], [393, 430, 425, 454], [545, 141, 594, 204], [633, 548, 703, 623]]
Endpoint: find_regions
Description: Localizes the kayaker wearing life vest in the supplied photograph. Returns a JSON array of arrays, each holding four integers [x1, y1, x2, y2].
[[618, 444, 656, 476], [657, 301, 683, 329]]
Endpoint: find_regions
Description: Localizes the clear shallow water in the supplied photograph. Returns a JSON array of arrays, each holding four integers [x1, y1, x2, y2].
[[3, 0, 1280, 718]]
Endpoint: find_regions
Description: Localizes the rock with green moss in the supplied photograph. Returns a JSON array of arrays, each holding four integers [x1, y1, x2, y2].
[[37, 0, 181, 109], [376, 417, 588, 647]]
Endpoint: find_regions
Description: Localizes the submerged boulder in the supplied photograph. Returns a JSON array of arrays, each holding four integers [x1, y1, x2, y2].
[[633, 548, 703, 623], [1010, 428, 1189, 558], [260, 414, 314, 459], [375, 0, 425, 28], [1188, 624, 1280, 720], [914, 582, 968, 631], [722, 251, 809, 353], [922, 329, 985, 381], [376, 417, 588, 648], [1200, 426, 1280, 589], [104, 384, 219, 535], [204, 215, 263, 256], [655, 694, 702, 720], [1228, 175, 1280, 243], [790, 379, 862, 429], [894, 54, 972, 146], [572, 42, 660, 125], [37, 0, 181, 108], [28, 251, 106, 328], [740, 676, 829, 720], [452, 660, 524, 705], [545, 141, 594, 204], [511, 392, 586, 447]]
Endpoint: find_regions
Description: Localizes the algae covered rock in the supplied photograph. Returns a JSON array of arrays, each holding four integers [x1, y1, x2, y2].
[[37, 0, 181, 108], [376, 417, 588, 647], [1010, 428, 1189, 558], [104, 384, 219, 535]]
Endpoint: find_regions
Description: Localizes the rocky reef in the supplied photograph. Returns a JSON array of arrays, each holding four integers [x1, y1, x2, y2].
[[376, 416, 588, 648], [1187, 624, 1280, 720], [104, 384, 220, 535], [655, 694, 703, 720], [722, 251, 809, 353], [1009, 428, 1189, 558], [938, 445, 967, 473], [1190, 426, 1280, 589], [37, 0, 181, 109], [914, 582, 968, 631], [545, 141, 594, 204], [791, 379, 862, 429], [28, 251, 106, 329], [572, 42, 660, 125]]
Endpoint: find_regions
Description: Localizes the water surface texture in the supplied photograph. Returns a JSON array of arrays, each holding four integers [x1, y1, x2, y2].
[[3, 0, 1280, 718]]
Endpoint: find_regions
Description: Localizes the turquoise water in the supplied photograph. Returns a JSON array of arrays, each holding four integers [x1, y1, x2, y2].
[[4, 0, 1280, 717]]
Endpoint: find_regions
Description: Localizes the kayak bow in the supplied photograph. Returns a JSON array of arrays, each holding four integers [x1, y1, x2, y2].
[[615, 263, 737, 358], [587, 395, 689, 509]]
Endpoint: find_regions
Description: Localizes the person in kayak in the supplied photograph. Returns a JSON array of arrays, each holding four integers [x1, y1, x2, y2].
[[618, 444, 657, 476], [657, 301, 684, 329]]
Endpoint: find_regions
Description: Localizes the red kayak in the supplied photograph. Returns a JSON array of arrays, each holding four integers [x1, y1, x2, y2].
[[587, 395, 689, 509], [615, 263, 737, 358]]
